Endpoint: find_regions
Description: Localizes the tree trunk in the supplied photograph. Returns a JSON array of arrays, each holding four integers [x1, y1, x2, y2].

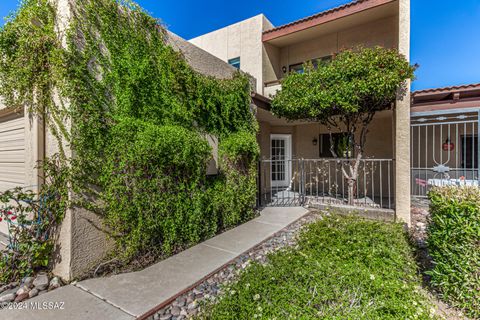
[[345, 151, 363, 206]]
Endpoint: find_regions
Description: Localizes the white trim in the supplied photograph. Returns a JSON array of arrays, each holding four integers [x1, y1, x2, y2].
[[270, 134, 292, 187]]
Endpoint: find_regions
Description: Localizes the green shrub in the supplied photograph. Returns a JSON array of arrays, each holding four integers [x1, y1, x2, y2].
[[100, 119, 214, 259], [219, 131, 260, 166], [100, 122, 260, 260], [206, 132, 260, 229], [200, 216, 435, 319], [0, 157, 69, 283], [427, 186, 480, 317]]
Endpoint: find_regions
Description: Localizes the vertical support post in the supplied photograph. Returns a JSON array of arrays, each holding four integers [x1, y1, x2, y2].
[[300, 159, 305, 206], [477, 110, 480, 184], [395, 0, 411, 225], [257, 160, 262, 208]]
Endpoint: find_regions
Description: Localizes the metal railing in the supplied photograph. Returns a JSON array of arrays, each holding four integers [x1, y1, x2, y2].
[[411, 109, 480, 197], [258, 158, 394, 209]]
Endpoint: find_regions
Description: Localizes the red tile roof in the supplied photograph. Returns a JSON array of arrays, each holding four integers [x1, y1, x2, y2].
[[262, 0, 394, 41], [413, 83, 480, 95]]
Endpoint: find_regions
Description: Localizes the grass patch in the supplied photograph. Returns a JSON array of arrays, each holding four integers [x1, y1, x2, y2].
[[199, 215, 435, 319]]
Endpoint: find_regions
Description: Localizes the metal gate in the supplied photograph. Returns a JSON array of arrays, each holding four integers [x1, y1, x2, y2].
[[411, 108, 480, 197]]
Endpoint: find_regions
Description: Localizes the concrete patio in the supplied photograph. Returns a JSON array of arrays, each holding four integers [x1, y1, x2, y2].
[[1, 206, 309, 320]]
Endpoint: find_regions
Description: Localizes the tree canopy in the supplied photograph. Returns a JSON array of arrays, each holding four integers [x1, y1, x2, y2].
[[271, 46, 416, 205], [271, 47, 416, 126]]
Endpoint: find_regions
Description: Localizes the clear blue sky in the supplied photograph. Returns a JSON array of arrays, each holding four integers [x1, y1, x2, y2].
[[1, 0, 479, 90]]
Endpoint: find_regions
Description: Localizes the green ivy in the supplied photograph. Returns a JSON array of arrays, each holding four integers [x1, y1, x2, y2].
[[207, 132, 260, 229], [0, 0, 259, 272], [100, 120, 213, 258]]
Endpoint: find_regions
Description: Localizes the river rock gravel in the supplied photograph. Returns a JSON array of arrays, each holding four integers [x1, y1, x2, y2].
[[148, 212, 322, 320]]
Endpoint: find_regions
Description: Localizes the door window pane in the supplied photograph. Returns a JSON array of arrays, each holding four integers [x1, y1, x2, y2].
[[271, 138, 286, 181]]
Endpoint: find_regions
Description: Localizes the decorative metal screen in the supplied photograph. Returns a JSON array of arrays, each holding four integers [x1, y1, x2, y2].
[[411, 109, 480, 197]]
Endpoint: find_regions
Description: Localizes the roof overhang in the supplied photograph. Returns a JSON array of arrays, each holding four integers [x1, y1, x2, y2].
[[411, 84, 480, 114], [262, 0, 397, 47], [251, 92, 271, 111]]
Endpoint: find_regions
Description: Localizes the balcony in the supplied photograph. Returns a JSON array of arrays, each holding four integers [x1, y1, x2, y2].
[[263, 80, 282, 98]]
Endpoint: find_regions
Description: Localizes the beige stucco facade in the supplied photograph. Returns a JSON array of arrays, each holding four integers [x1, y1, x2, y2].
[[395, 0, 411, 224], [0, 0, 259, 280], [190, 14, 275, 94], [48, 0, 114, 281], [0, 0, 113, 280], [257, 110, 394, 160], [193, 0, 412, 223], [264, 16, 398, 86], [0, 0, 416, 281]]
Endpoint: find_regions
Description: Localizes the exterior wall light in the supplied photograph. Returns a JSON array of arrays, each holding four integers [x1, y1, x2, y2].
[[282, 66, 287, 73], [312, 137, 318, 146]]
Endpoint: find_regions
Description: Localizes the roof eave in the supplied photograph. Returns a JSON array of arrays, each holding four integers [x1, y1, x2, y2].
[[262, 0, 396, 42]]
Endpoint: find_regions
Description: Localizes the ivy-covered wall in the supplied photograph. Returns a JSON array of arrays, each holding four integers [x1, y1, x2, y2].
[[0, 0, 259, 278]]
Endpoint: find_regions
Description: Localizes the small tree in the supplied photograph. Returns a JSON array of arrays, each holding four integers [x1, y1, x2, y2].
[[271, 47, 416, 205]]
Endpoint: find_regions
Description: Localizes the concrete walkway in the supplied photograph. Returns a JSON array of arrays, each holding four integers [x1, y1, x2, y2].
[[2, 207, 308, 320]]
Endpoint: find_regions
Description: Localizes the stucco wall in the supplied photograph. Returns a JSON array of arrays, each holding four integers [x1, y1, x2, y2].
[[166, 32, 238, 80], [258, 111, 395, 206], [265, 16, 397, 84], [49, 0, 114, 281], [259, 111, 394, 160], [394, 0, 411, 225], [189, 14, 274, 93]]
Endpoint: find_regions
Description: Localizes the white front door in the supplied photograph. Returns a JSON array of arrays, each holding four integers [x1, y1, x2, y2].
[[270, 134, 292, 187]]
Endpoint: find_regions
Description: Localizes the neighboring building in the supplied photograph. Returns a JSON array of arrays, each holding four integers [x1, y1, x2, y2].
[[411, 84, 480, 197], [191, 0, 412, 223]]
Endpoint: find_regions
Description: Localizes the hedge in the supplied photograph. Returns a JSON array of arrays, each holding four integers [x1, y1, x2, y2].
[[427, 186, 480, 318], [99, 120, 259, 260]]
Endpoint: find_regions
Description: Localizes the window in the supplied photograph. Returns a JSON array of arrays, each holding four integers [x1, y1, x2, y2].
[[319, 133, 353, 158], [228, 57, 240, 69], [288, 55, 333, 74], [461, 135, 478, 168], [315, 55, 333, 67], [289, 63, 305, 74]]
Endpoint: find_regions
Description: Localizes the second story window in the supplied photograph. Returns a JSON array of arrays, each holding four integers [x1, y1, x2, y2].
[[228, 57, 241, 69], [289, 63, 305, 74], [289, 55, 333, 74]]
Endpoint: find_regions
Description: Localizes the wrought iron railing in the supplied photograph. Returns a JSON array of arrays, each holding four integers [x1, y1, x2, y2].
[[411, 109, 480, 197], [258, 158, 394, 209]]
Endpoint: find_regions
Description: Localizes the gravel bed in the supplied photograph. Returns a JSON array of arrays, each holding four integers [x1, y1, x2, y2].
[[0, 273, 63, 307], [148, 212, 322, 320]]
